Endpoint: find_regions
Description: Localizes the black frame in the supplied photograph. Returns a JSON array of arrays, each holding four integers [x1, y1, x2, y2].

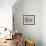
[[23, 15, 35, 25]]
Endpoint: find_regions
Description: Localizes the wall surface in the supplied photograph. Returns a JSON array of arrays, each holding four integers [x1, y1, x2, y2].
[[0, 0, 16, 30], [13, 0, 41, 46], [41, 0, 46, 46]]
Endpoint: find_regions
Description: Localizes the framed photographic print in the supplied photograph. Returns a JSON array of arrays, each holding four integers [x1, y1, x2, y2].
[[23, 15, 35, 25]]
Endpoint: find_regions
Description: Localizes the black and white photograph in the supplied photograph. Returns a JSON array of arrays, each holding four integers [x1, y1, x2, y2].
[[23, 15, 35, 25]]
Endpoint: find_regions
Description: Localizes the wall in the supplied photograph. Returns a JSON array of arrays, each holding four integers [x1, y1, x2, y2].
[[41, 0, 46, 46], [13, 0, 41, 46], [0, 0, 16, 30]]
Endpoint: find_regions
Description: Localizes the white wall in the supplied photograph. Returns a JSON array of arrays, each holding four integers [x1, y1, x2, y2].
[[41, 0, 46, 46], [0, 0, 16, 30], [13, 0, 41, 46]]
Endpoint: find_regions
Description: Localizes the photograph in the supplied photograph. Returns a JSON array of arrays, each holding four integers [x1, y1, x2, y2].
[[23, 15, 35, 25]]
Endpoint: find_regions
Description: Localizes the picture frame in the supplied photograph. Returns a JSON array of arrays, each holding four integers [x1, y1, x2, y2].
[[23, 15, 35, 25]]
